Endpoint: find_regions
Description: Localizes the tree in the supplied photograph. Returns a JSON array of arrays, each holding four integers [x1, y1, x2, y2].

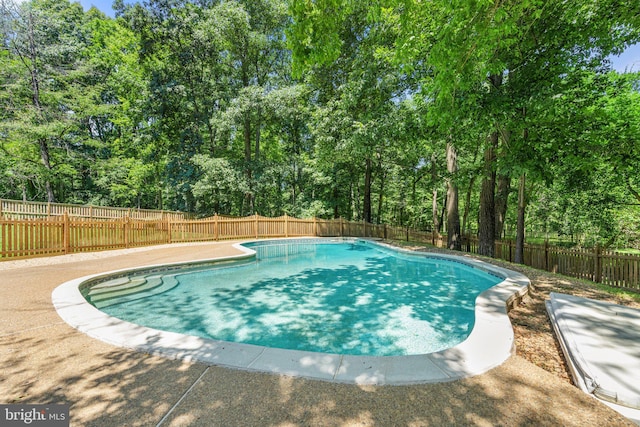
[[526, 70, 640, 248], [0, 0, 101, 202], [291, 3, 411, 223], [394, 0, 640, 256], [117, 0, 290, 214]]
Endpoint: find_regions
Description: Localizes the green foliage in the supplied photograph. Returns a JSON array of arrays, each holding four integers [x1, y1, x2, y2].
[[0, 0, 638, 250], [0, 0, 106, 202], [191, 155, 248, 215]]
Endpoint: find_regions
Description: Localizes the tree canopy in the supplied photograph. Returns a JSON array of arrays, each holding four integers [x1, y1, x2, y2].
[[1, 0, 639, 251]]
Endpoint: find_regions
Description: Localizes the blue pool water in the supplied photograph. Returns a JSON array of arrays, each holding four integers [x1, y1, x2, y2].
[[86, 240, 502, 356]]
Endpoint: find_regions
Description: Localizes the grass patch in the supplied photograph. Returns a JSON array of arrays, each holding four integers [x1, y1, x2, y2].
[[589, 281, 640, 301], [617, 248, 640, 255]]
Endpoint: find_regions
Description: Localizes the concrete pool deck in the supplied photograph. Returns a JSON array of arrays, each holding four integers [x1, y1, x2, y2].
[[0, 241, 634, 426]]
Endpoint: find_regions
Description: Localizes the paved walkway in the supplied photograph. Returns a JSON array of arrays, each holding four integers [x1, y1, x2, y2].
[[0, 242, 633, 426]]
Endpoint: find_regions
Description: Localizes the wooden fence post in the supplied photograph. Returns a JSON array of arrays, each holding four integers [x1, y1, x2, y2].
[[594, 244, 602, 283], [63, 212, 70, 254], [167, 219, 172, 244], [123, 216, 130, 248], [544, 240, 550, 272], [340, 218, 344, 237], [314, 217, 318, 237], [509, 240, 513, 262], [285, 214, 289, 238], [255, 214, 259, 238], [214, 214, 219, 241]]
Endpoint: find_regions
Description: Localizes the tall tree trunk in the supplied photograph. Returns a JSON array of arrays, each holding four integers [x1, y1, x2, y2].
[[351, 179, 359, 220], [515, 118, 529, 263], [446, 141, 461, 250], [377, 167, 385, 225], [478, 132, 498, 257], [291, 162, 297, 207], [462, 175, 476, 238], [440, 193, 447, 234], [28, 12, 55, 202], [241, 62, 253, 214], [363, 157, 372, 223], [515, 173, 526, 264], [494, 129, 511, 239], [242, 106, 254, 214], [461, 146, 479, 239], [478, 73, 503, 257], [333, 168, 340, 219], [255, 105, 261, 160], [38, 138, 55, 203], [431, 152, 441, 235], [495, 174, 511, 239]]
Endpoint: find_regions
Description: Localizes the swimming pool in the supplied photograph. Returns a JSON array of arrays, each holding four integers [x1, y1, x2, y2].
[[85, 240, 501, 356], [53, 238, 530, 384]]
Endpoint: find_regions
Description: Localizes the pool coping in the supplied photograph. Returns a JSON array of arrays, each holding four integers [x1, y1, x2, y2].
[[51, 238, 530, 385]]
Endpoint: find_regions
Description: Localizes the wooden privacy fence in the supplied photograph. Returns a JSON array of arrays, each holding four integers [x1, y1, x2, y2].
[[479, 239, 640, 291], [1, 213, 639, 291], [0, 198, 190, 221], [0, 214, 389, 260]]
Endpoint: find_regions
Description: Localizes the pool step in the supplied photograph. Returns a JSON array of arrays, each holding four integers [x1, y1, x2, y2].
[[88, 277, 150, 297], [87, 275, 179, 309], [89, 276, 133, 290]]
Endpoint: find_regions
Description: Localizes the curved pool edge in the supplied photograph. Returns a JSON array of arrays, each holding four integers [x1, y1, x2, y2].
[[52, 238, 530, 385]]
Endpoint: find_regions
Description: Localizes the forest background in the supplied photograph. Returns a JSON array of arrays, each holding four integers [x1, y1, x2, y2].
[[1, 0, 639, 258]]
